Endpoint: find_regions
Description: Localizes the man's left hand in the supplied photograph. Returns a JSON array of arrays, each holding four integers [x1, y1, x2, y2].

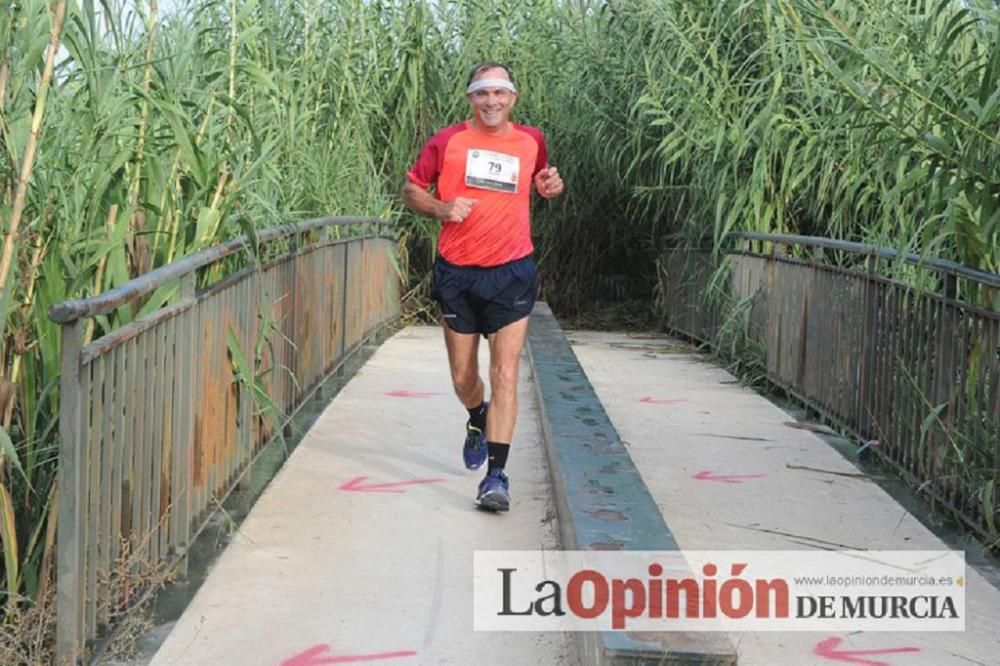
[[534, 166, 564, 199]]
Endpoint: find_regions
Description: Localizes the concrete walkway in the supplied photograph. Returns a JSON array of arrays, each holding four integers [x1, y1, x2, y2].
[[570, 330, 1000, 666], [145, 324, 1000, 666], [149, 326, 570, 666]]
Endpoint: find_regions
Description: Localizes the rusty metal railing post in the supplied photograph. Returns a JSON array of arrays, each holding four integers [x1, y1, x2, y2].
[[56, 319, 85, 665], [170, 273, 196, 579], [339, 239, 350, 376], [362, 235, 371, 338], [288, 232, 301, 412], [931, 273, 958, 473], [857, 253, 879, 439]]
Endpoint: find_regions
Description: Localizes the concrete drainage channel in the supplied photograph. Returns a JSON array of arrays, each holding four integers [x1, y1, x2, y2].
[[526, 304, 738, 665]]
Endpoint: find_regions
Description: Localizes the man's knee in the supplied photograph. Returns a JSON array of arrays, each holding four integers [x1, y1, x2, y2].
[[489, 360, 519, 392], [451, 365, 479, 395]]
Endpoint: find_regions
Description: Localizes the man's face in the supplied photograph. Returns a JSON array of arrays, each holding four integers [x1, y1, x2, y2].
[[467, 67, 517, 129]]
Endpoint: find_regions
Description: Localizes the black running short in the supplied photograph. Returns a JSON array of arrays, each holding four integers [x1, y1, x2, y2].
[[431, 255, 538, 334]]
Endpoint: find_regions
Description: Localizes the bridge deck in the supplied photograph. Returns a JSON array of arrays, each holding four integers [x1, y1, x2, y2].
[[148, 326, 570, 665], [570, 330, 1000, 666], [141, 324, 1000, 666]]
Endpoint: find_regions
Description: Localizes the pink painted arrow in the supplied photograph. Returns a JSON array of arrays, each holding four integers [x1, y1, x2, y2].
[[814, 637, 920, 666], [692, 470, 767, 484], [638, 396, 688, 405], [383, 390, 443, 398], [281, 644, 417, 666], [338, 476, 444, 493]]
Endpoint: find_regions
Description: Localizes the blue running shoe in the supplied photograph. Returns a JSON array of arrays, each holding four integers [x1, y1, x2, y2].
[[463, 422, 487, 470], [463, 406, 488, 470], [476, 468, 510, 512]]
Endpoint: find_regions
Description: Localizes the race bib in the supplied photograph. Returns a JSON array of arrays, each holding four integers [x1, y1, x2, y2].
[[465, 149, 520, 193]]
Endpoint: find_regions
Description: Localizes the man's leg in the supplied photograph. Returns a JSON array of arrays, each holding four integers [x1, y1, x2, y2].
[[474, 315, 529, 511], [442, 323, 484, 408], [443, 322, 491, 470], [485, 316, 529, 444]]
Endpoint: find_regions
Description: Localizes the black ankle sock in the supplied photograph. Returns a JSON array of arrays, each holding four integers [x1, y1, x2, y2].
[[467, 401, 488, 430], [487, 441, 510, 472]]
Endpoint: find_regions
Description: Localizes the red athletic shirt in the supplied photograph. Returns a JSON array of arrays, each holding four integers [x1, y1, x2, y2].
[[406, 121, 548, 267]]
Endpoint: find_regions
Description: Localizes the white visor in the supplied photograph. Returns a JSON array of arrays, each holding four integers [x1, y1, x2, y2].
[[466, 78, 517, 95]]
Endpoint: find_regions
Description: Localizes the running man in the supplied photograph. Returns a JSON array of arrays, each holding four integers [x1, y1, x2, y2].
[[401, 61, 564, 511]]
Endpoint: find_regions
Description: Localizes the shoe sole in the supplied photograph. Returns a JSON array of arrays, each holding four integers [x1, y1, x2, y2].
[[477, 491, 510, 512]]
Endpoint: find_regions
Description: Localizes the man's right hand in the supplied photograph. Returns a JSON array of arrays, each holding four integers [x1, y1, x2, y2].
[[437, 197, 478, 222]]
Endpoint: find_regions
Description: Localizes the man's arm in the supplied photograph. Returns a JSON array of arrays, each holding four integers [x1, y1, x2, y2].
[[401, 181, 478, 222]]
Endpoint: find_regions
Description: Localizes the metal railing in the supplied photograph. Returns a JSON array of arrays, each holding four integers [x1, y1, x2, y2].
[[660, 233, 999, 543], [49, 217, 400, 663]]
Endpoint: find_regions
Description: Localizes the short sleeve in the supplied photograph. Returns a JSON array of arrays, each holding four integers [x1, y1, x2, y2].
[[406, 139, 440, 189], [406, 124, 467, 189], [532, 130, 548, 176], [514, 125, 548, 177]]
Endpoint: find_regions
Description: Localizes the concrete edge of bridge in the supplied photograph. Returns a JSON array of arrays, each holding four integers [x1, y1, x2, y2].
[[526, 302, 738, 666]]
